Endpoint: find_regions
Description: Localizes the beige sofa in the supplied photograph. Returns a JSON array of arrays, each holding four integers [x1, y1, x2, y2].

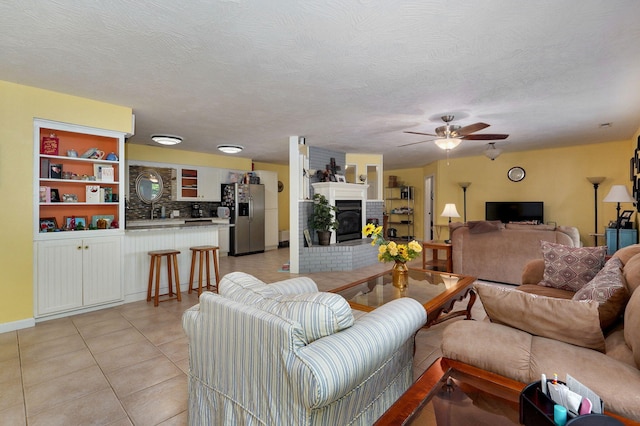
[[450, 221, 581, 285], [442, 245, 640, 422]]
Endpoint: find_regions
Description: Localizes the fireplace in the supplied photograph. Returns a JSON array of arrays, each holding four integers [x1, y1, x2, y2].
[[311, 182, 368, 245], [336, 200, 362, 243]]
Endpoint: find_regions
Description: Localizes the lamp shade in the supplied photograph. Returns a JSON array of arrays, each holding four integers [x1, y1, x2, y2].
[[587, 176, 605, 185], [484, 142, 502, 160], [434, 138, 462, 150], [441, 203, 460, 218], [603, 185, 635, 203]]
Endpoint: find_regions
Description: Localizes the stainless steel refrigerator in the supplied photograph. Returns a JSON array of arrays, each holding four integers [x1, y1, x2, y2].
[[221, 183, 265, 256]]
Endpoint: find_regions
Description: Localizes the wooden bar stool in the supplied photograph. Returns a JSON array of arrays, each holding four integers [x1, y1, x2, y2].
[[188, 245, 220, 296], [147, 249, 181, 307]]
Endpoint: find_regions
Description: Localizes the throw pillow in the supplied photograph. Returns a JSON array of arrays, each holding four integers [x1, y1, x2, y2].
[[538, 241, 606, 292], [476, 283, 605, 351], [573, 257, 629, 329], [218, 272, 279, 305], [468, 220, 504, 234], [256, 292, 354, 344]]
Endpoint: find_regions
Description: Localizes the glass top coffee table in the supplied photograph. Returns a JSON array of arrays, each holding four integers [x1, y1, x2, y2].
[[331, 268, 476, 327]]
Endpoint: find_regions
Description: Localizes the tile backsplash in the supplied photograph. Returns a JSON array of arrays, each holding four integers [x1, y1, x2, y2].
[[126, 165, 220, 221]]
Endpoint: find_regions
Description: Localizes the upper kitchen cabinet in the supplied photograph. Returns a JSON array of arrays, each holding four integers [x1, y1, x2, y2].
[[34, 118, 126, 239], [171, 166, 220, 201]]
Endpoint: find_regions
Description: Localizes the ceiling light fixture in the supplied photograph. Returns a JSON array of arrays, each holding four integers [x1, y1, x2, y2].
[[217, 144, 244, 154], [484, 142, 502, 160], [151, 134, 183, 145], [434, 137, 462, 151]]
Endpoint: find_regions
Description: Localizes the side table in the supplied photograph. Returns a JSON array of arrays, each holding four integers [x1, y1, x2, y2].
[[422, 240, 452, 273]]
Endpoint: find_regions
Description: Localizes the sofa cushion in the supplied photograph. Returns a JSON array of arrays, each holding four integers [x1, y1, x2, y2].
[[256, 292, 354, 344], [622, 252, 640, 295], [624, 286, 640, 368], [476, 283, 605, 351], [573, 257, 629, 330], [538, 242, 606, 291], [467, 220, 504, 234]]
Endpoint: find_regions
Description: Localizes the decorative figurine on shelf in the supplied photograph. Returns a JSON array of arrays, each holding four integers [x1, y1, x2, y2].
[[69, 216, 76, 230]]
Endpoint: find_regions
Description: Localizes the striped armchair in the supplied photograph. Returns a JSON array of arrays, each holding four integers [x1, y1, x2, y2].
[[182, 272, 427, 425]]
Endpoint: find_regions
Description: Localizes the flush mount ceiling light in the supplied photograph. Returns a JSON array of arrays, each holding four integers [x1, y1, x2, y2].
[[434, 137, 462, 151], [151, 134, 183, 145], [217, 144, 244, 154], [484, 142, 503, 160]]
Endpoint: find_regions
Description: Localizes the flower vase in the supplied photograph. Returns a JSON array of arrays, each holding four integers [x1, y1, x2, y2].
[[392, 261, 409, 289]]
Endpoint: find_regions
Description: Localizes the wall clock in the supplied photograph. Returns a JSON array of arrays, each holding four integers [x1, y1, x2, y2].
[[507, 166, 526, 182]]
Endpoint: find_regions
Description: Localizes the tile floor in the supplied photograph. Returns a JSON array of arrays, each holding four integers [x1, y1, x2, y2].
[[0, 247, 485, 425]]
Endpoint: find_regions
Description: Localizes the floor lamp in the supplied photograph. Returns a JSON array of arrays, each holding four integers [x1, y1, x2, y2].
[[441, 203, 460, 243], [458, 182, 471, 222], [603, 185, 635, 251], [587, 176, 605, 246]]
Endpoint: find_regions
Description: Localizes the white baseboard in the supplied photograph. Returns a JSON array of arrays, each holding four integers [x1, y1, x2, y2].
[[0, 317, 36, 333]]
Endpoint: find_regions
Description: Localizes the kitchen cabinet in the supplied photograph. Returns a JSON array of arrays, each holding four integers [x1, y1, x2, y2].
[[254, 170, 279, 250], [171, 166, 221, 201], [35, 236, 122, 317], [218, 225, 230, 256]]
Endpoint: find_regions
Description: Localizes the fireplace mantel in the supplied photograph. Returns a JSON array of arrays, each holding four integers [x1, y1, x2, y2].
[[312, 182, 369, 244], [311, 182, 369, 202]]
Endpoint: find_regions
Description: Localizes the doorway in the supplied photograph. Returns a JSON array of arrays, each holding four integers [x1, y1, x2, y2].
[[424, 175, 434, 241]]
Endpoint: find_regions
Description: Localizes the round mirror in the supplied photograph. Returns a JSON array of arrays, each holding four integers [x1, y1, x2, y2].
[[135, 169, 164, 203]]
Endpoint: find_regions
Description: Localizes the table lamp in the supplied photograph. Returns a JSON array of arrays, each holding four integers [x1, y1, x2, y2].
[[603, 184, 635, 251], [441, 203, 460, 243]]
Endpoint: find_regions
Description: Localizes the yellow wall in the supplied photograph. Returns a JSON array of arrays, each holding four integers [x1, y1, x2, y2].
[[386, 139, 633, 246], [125, 143, 252, 170], [253, 161, 290, 232], [0, 80, 132, 326]]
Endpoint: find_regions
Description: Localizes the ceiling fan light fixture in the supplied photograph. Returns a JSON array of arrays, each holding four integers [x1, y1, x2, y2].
[[434, 138, 462, 150], [151, 134, 183, 145], [217, 144, 244, 154], [484, 142, 502, 160]]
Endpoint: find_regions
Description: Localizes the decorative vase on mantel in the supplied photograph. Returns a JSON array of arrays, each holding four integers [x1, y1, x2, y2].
[[392, 260, 409, 289]]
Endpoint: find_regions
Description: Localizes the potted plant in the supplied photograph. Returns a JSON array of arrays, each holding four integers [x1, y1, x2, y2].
[[311, 193, 339, 245]]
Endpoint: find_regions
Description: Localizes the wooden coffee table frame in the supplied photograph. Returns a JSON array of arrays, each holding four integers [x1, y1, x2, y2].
[[375, 358, 638, 426], [331, 268, 476, 327], [374, 357, 524, 425]]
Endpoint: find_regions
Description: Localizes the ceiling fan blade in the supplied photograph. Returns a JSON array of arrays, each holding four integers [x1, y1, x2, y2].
[[456, 122, 490, 136], [398, 139, 433, 147], [403, 131, 438, 137], [462, 133, 509, 140]]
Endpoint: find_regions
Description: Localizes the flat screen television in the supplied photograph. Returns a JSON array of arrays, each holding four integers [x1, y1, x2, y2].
[[485, 201, 544, 224]]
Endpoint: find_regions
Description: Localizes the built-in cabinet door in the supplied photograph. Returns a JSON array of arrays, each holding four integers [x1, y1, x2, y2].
[[36, 239, 84, 316], [83, 236, 122, 306]]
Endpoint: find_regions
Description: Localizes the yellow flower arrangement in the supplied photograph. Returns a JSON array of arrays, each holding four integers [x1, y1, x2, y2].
[[362, 223, 422, 263]]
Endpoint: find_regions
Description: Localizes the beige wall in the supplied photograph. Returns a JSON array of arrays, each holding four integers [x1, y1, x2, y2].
[[386, 139, 635, 246], [0, 81, 132, 326], [125, 144, 251, 170]]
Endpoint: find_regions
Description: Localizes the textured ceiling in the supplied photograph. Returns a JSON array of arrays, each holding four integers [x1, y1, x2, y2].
[[2, 0, 640, 168]]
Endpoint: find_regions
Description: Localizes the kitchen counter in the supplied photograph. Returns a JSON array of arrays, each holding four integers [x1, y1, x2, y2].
[[126, 217, 231, 230]]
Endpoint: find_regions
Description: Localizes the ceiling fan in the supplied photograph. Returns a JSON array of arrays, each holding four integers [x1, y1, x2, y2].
[[401, 115, 509, 150]]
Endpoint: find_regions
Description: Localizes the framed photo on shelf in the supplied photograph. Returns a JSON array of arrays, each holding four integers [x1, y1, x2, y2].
[[335, 174, 346, 183], [50, 163, 63, 179], [618, 210, 634, 228], [91, 214, 114, 229], [50, 188, 60, 202], [303, 229, 313, 247], [39, 217, 58, 232], [64, 216, 88, 230]]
